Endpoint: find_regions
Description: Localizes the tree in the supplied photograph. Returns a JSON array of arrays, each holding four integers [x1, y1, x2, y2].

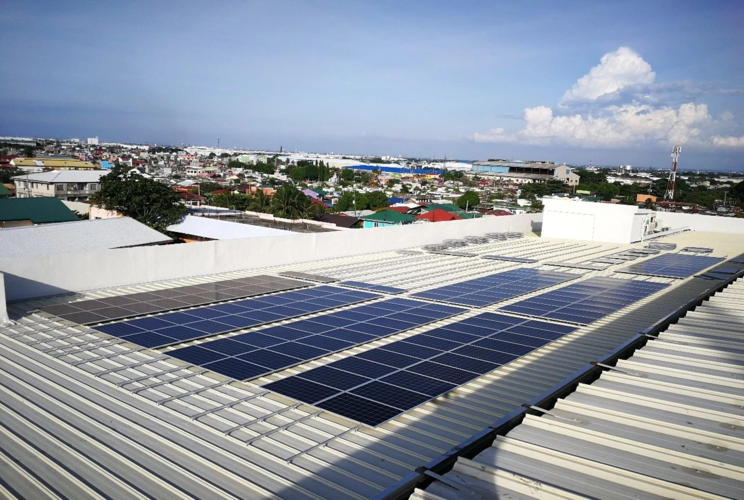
[[456, 191, 480, 210], [248, 190, 271, 213], [366, 191, 390, 209], [90, 165, 187, 233], [341, 169, 355, 181], [271, 185, 312, 219], [212, 192, 250, 210]]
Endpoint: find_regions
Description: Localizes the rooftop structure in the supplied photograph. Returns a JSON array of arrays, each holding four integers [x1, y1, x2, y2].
[[0, 211, 742, 499], [12, 170, 107, 201], [167, 215, 293, 241], [11, 157, 98, 170], [0, 197, 79, 227], [0, 218, 172, 258]]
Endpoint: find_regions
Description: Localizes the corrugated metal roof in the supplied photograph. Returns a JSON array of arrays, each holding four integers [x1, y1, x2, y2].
[[167, 215, 293, 240], [413, 273, 744, 500], [0, 217, 172, 258], [1, 231, 742, 499], [11, 170, 105, 182], [0, 197, 79, 224]]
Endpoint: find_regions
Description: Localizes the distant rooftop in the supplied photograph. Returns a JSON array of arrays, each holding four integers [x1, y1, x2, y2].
[[0, 197, 79, 224], [167, 215, 293, 240], [12, 170, 107, 183], [0, 217, 171, 258]]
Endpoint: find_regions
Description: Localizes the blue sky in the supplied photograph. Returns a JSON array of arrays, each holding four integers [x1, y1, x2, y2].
[[1, 0, 743, 169]]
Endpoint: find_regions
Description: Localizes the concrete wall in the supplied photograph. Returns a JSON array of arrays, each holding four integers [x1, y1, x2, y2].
[[0, 273, 8, 323], [655, 211, 744, 233], [1, 213, 542, 302]]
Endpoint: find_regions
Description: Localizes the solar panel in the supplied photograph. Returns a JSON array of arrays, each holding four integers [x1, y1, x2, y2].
[[543, 262, 610, 271], [166, 298, 465, 380], [279, 271, 338, 283], [500, 277, 669, 325], [412, 268, 577, 307], [93, 285, 381, 349], [264, 312, 577, 426], [340, 281, 406, 295], [681, 247, 713, 254], [730, 257, 744, 265], [427, 250, 478, 258], [481, 255, 538, 263], [43, 275, 308, 325], [618, 254, 724, 279]]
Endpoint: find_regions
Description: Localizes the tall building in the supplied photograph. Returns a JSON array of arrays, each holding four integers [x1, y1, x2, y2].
[[472, 159, 580, 185]]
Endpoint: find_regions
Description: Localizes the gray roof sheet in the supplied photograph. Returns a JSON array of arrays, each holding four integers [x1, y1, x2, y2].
[[166, 215, 292, 240], [0, 217, 171, 258]]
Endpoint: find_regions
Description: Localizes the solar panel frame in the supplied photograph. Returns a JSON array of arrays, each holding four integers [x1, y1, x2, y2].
[[618, 254, 724, 279], [412, 268, 578, 308], [165, 298, 466, 380], [46, 274, 309, 325], [264, 312, 577, 426], [500, 277, 669, 325]]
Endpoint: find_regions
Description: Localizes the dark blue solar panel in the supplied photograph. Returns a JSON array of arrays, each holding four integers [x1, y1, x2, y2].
[[412, 268, 576, 307], [154, 298, 466, 381], [501, 277, 669, 325], [340, 281, 406, 295], [93, 285, 381, 349], [265, 313, 577, 426], [619, 254, 724, 278]]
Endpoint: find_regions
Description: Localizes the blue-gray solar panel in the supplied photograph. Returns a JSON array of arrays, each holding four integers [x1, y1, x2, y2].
[[340, 281, 406, 294], [412, 268, 576, 307], [500, 276, 669, 325], [264, 312, 577, 426], [93, 286, 380, 349], [167, 298, 465, 380], [619, 254, 724, 278]]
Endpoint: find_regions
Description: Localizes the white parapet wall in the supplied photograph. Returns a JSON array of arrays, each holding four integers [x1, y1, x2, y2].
[[655, 211, 744, 234], [0, 273, 8, 323], [0, 213, 542, 302]]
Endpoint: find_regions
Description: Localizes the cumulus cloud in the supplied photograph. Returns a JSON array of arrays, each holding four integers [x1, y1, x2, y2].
[[560, 47, 655, 104], [472, 47, 742, 150], [711, 135, 744, 147]]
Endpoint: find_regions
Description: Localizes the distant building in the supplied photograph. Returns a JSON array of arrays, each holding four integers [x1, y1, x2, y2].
[[0, 197, 79, 228], [360, 210, 416, 228], [11, 158, 97, 171], [87, 137, 99, 145], [471, 159, 580, 186], [12, 170, 107, 201]]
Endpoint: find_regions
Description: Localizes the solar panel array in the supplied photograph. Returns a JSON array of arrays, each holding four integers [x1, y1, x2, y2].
[[340, 281, 406, 295], [481, 255, 538, 263], [619, 254, 724, 278], [41, 275, 307, 325], [167, 298, 465, 380], [93, 286, 380, 349], [265, 312, 577, 426], [412, 268, 577, 307], [501, 277, 669, 325]]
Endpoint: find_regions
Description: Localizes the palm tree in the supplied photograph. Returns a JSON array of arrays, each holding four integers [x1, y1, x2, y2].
[[248, 190, 271, 213], [271, 185, 310, 219]]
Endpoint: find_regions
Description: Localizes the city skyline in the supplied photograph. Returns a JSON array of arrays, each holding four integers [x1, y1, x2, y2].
[[1, 0, 743, 170]]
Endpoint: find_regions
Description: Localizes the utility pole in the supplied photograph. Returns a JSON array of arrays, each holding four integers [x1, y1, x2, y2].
[[664, 145, 682, 200]]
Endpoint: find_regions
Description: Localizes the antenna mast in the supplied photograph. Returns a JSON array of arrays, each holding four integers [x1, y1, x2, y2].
[[664, 145, 682, 200]]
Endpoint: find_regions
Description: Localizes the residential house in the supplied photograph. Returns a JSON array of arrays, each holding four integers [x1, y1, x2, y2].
[[0, 197, 79, 228], [360, 210, 415, 228], [12, 170, 107, 201]]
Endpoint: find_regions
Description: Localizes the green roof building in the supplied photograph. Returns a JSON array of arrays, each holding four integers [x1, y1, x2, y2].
[[360, 210, 415, 228], [0, 198, 79, 228]]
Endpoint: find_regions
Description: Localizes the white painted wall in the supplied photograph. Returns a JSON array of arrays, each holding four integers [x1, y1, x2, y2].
[[655, 212, 744, 233], [1, 213, 542, 302], [0, 274, 8, 323], [541, 200, 653, 244]]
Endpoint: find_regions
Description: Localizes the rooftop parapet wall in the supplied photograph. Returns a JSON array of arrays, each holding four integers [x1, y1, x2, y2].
[[655, 211, 744, 234], [0, 213, 541, 302]]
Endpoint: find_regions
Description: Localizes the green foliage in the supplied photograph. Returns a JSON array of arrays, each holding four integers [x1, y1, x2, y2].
[[732, 180, 744, 203], [197, 182, 223, 194], [367, 157, 392, 164], [248, 190, 272, 213], [211, 192, 251, 211], [574, 169, 607, 184], [366, 191, 390, 209], [341, 169, 355, 181], [285, 160, 332, 182], [227, 160, 245, 170], [521, 179, 569, 199], [271, 185, 316, 219], [333, 190, 389, 212], [90, 165, 187, 233], [0, 167, 22, 184], [400, 184, 410, 194], [456, 191, 480, 210], [72, 210, 90, 220]]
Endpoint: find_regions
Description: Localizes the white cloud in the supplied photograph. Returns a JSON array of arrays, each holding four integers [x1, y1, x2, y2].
[[472, 47, 742, 150], [711, 135, 744, 147], [720, 111, 735, 121], [472, 127, 516, 143], [561, 47, 655, 104]]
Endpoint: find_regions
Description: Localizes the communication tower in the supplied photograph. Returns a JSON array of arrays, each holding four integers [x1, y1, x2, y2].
[[663, 145, 682, 200]]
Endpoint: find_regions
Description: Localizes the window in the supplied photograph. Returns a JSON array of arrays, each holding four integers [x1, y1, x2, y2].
[[56, 184, 64, 191]]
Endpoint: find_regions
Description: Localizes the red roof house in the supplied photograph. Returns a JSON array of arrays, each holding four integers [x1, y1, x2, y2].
[[414, 209, 462, 222]]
